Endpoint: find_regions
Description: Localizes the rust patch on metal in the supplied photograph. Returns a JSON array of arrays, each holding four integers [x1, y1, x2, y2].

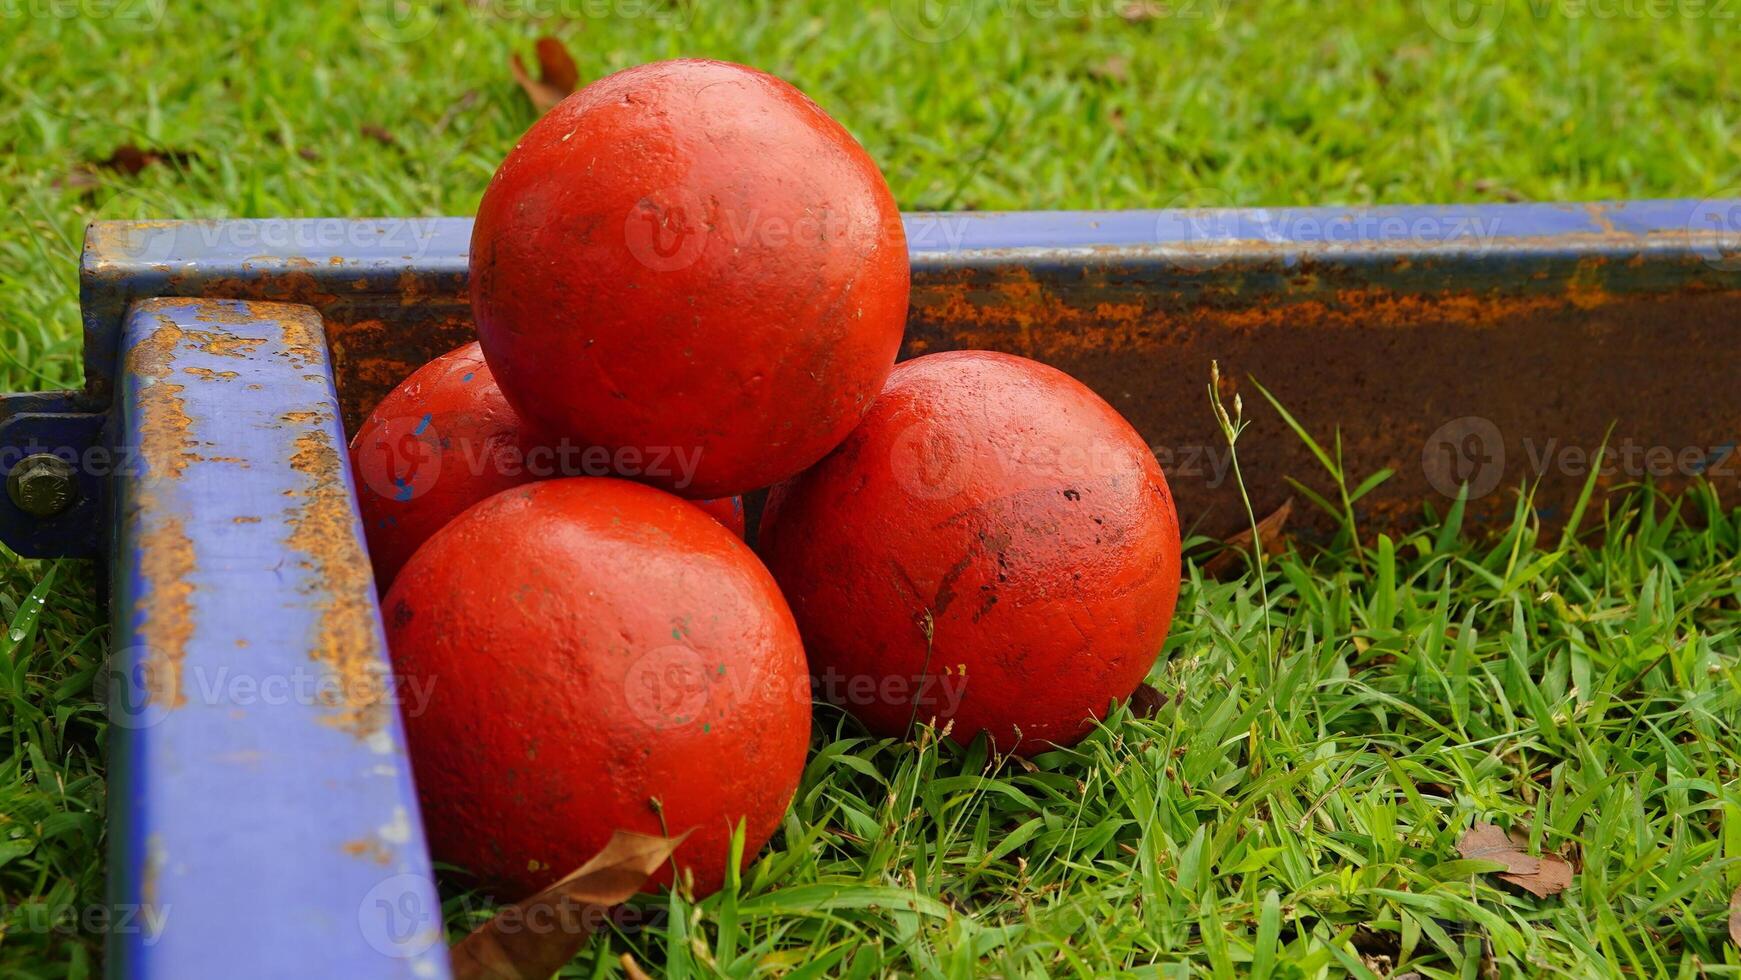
[[905, 265, 1741, 541], [192, 300, 264, 325], [178, 329, 265, 359], [128, 325, 197, 481], [342, 838, 393, 864], [285, 426, 389, 736], [135, 265, 474, 432], [907, 267, 1626, 360], [123, 318, 200, 710], [325, 313, 475, 432], [281, 410, 323, 424], [132, 320, 183, 378], [281, 312, 324, 371], [135, 516, 193, 709], [182, 366, 239, 381]]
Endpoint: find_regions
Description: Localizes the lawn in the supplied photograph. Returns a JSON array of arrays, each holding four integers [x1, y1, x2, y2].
[[2, 0, 1740, 975]]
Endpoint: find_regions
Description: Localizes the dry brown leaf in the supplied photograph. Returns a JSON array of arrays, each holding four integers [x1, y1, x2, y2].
[[1128, 682, 1166, 718], [450, 829, 687, 980], [620, 953, 656, 980], [59, 144, 198, 193], [1088, 56, 1129, 82], [1120, 1, 1167, 21], [359, 124, 398, 147], [1499, 852, 1573, 898], [54, 168, 101, 193], [1202, 498, 1293, 579], [1456, 823, 1574, 898], [1127, 682, 1166, 719], [96, 144, 197, 176], [510, 37, 580, 114], [1728, 885, 1740, 947], [1456, 823, 1539, 875]]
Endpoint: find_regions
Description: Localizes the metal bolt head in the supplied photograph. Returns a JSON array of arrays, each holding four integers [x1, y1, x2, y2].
[[8, 454, 78, 519]]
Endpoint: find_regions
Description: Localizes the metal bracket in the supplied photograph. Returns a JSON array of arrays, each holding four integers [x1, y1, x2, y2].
[[0, 390, 107, 557]]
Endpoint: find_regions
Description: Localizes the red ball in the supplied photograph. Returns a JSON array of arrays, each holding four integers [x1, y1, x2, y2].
[[470, 59, 909, 499], [352, 342, 747, 586], [384, 478, 810, 899], [693, 496, 747, 538], [350, 342, 531, 588], [759, 351, 1181, 755]]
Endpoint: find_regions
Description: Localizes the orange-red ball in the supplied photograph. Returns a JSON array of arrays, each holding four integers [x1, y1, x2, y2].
[[384, 478, 809, 899], [470, 59, 909, 499], [351, 343, 745, 588], [350, 342, 530, 588], [759, 351, 1181, 754]]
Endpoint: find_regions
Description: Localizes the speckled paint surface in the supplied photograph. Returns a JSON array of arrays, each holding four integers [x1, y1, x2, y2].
[[760, 351, 1181, 755], [469, 60, 909, 499], [384, 477, 809, 899]]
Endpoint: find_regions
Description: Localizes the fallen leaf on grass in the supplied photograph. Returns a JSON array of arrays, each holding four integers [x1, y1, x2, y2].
[[450, 829, 687, 980], [1120, 1, 1167, 21], [96, 144, 198, 176], [510, 37, 580, 114], [1202, 498, 1293, 579], [1127, 682, 1166, 719], [60, 144, 199, 191], [359, 124, 397, 147], [1088, 56, 1129, 82], [1501, 851, 1573, 898], [1729, 885, 1740, 947], [53, 168, 100, 193], [1456, 823, 1573, 898]]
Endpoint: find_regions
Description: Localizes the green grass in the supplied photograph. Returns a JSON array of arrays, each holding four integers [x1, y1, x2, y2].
[[444, 476, 1741, 978], [3, 0, 1741, 975]]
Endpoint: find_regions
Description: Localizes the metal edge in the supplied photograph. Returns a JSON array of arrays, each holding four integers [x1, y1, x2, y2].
[[107, 296, 449, 980], [75, 200, 1741, 409]]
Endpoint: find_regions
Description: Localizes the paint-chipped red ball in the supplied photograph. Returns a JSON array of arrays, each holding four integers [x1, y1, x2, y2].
[[384, 477, 810, 900], [350, 342, 530, 588], [758, 351, 1181, 755], [693, 496, 747, 538], [470, 59, 909, 499], [351, 342, 746, 586]]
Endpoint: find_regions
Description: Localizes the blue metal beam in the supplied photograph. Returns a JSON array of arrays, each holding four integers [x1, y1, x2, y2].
[[108, 297, 448, 979]]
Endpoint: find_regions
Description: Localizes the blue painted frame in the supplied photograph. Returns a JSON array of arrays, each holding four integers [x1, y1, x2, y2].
[[107, 298, 447, 979]]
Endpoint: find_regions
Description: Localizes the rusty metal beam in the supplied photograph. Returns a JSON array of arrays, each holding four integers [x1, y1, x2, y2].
[[66, 202, 1741, 546], [108, 297, 447, 979]]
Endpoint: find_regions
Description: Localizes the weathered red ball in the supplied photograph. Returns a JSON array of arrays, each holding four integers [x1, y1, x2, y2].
[[759, 351, 1181, 755], [384, 477, 810, 899], [352, 343, 746, 587], [350, 342, 531, 588], [693, 496, 747, 538], [470, 59, 909, 499]]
